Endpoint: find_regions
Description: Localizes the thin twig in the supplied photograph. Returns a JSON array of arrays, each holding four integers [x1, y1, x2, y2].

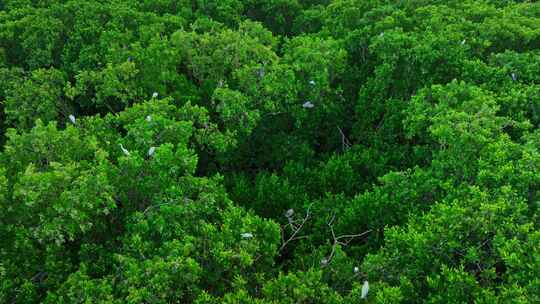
[[142, 201, 176, 215], [337, 126, 352, 150]]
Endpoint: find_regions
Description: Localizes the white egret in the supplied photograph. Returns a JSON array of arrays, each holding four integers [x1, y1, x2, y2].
[[241, 232, 253, 239], [361, 281, 369, 299], [302, 101, 315, 109], [309, 80, 316, 85], [285, 209, 294, 218], [354, 266, 359, 273], [511, 73, 517, 82], [119, 144, 130, 156], [146, 115, 152, 122], [148, 146, 156, 157], [152, 92, 158, 98], [68, 114, 76, 124]]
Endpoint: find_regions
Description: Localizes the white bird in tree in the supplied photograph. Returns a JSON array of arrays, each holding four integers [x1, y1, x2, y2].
[[152, 92, 159, 98], [241, 232, 253, 239], [511, 73, 517, 82], [146, 115, 152, 122], [68, 114, 76, 124], [285, 209, 294, 218], [148, 146, 156, 157], [309, 80, 316, 86], [302, 101, 315, 109], [361, 281, 369, 299], [119, 144, 130, 156], [354, 266, 359, 273]]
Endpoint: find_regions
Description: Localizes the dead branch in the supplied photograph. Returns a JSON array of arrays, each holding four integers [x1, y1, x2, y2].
[[337, 126, 352, 151], [322, 213, 372, 267], [278, 203, 313, 255]]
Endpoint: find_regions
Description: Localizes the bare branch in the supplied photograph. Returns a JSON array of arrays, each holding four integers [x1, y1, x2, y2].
[[337, 126, 352, 151], [322, 214, 372, 267], [142, 201, 177, 216], [335, 230, 372, 242], [278, 203, 313, 254]]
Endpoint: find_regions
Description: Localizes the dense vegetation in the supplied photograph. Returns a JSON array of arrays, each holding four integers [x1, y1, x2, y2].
[[0, 0, 539, 303]]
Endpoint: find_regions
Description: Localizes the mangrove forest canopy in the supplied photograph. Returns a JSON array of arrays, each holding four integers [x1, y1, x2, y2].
[[0, 0, 539, 303]]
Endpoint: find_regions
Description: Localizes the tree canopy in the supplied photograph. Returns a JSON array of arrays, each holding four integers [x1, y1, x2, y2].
[[0, 0, 539, 303]]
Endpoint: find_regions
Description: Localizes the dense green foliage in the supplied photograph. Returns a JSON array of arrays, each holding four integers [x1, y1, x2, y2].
[[1, 0, 539, 303]]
